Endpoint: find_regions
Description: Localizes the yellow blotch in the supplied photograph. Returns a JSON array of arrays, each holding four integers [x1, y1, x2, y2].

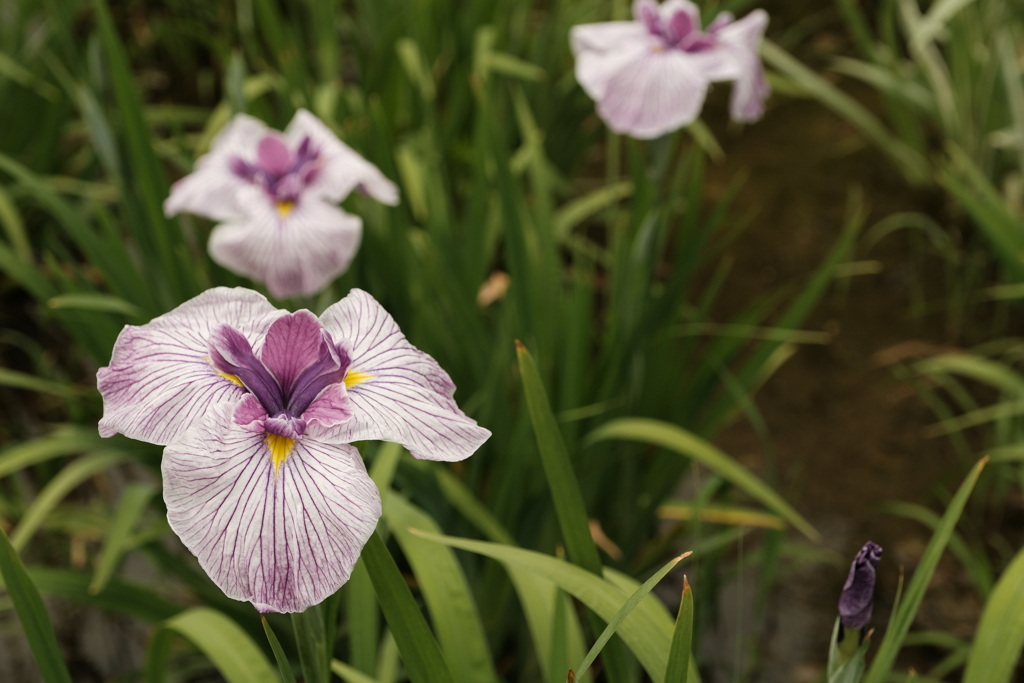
[[266, 433, 295, 476], [276, 200, 295, 219], [344, 370, 373, 389], [218, 371, 244, 386]]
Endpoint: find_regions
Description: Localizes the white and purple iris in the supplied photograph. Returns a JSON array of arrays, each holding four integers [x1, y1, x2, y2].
[[570, 0, 770, 139], [164, 110, 399, 299], [97, 287, 489, 613]]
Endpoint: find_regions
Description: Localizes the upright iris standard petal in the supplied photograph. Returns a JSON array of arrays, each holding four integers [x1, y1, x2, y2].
[[165, 109, 399, 299], [207, 186, 363, 299], [163, 404, 381, 614], [569, 0, 770, 139], [317, 289, 492, 461], [97, 288, 284, 446], [839, 541, 882, 629]]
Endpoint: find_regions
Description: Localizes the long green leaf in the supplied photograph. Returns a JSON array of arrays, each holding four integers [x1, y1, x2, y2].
[[862, 457, 988, 683], [331, 659, 381, 683], [576, 552, 690, 680], [586, 418, 819, 541], [262, 616, 296, 683], [664, 577, 693, 683], [383, 493, 499, 683], [516, 342, 602, 573], [292, 604, 329, 683], [24, 568, 179, 622], [962, 544, 1024, 683], [89, 482, 156, 594], [145, 607, 279, 683], [412, 530, 678, 682], [12, 451, 130, 551], [0, 526, 73, 683], [360, 532, 457, 683], [0, 428, 103, 479]]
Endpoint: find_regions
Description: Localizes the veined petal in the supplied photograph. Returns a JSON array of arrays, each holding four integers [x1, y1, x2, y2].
[[597, 49, 711, 139], [260, 311, 325, 395], [163, 405, 381, 614], [97, 288, 284, 446], [570, 23, 654, 102], [284, 109, 399, 206], [164, 114, 270, 221], [207, 188, 363, 299], [318, 289, 491, 462]]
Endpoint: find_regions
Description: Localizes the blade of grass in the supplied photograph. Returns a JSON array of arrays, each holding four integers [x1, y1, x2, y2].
[[146, 607, 279, 683], [962, 544, 1024, 683], [89, 482, 156, 594], [862, 457, 988, 683], [586, 418, 819, 541], [360, 532, 456, 683], [575, 551, 691, 680], [262, 616, 296, 683], [0, 526, 73, 683], [292, 604, 329, 683], [664, 576, 693, 683]]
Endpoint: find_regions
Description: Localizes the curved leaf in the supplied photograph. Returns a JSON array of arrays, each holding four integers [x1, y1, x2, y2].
[[962, 544, 1024, 683]]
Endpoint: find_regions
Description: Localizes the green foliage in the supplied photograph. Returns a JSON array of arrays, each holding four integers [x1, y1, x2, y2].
[[963, 544, 1024, 683]]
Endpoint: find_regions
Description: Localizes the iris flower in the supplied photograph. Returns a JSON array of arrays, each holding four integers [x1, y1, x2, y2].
[[838, 541, 882, 630], [570, 0, 770, 139], [97, 287, 489, 613], [164, 110, 399, 299]]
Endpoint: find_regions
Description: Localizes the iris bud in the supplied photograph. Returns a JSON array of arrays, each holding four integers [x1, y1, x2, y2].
[[839, 541, 882, 630]]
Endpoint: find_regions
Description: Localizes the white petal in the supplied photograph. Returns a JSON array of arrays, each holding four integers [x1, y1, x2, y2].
[[163, 406, 381, 614], [164, 114, 270, 221], [570, 23, 654, 102], [207, 188, 363, 299], [596, 49, 711, 139], [97, 288, 284, 446], [716, 9, 770, 122], [317, 289, 491, 462], [285, 109, 399, 206]]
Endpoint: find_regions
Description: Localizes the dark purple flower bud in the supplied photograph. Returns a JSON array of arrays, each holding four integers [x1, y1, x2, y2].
[[839, 541, 882, 629]]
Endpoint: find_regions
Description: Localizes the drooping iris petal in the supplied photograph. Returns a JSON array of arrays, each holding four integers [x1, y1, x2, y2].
[[716, 10, 771, 122], [163, 404, 381, 614], [164, 114, 270, 222], [570, 22, 652, 102], [207, 186, 363, 299], [839, 541, 882, 629], [317, 289, 491, 462], [284, 109, 399, 206], [97, 288, 284, 446], [596, 47, 713, 139]]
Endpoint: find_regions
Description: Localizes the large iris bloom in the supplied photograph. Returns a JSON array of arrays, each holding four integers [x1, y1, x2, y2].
[[164, 110, 399, 299], [570, 0, 770, 139], [97, 287, 489, 613]]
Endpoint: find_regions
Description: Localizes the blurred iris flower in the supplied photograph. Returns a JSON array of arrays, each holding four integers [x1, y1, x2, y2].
[[164, 110, 399, 299], [839, 540, 882, 630], [570, 0, 770, 139], [97, 287, 489, 613]]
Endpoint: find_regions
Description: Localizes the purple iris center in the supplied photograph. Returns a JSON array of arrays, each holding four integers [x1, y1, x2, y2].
[[640, 7, 725, 52], [209, 322, 349, 439], [229, 135, 323, 206]]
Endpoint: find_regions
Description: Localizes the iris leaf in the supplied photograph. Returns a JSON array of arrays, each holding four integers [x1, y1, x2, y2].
[[0, 525, 73, 683], [962, 543, 1024, 683], [89, 482, 156, 594], [664, 576, 694, 683], [262, 616, 296, 683]]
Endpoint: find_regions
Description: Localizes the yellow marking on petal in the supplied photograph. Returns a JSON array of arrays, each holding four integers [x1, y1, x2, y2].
[[344, 370, 373, 389], [218, 371, 244, 386], [266, 434, 295, 477], [276, 200, 295, 219]]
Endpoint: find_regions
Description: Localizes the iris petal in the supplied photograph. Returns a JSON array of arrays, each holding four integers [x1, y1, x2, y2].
[[163, 404, 381, 614], [97, 288, 284, 446], [207, 188, 363, 299], [317, 289, 491, 461]]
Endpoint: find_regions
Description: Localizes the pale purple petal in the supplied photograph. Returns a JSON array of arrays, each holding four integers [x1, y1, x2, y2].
[[716, 9, 770, 123], [570, 22, 655, 102], [97, 288, 285, 446], [257, 136, 292, 175], [303, 384, 354, 436], [207, 188, 363, 299], [596, 49, 711, 139], [284, 109, 399, 206], [260, 311, 325, 394], [233, 394, 268, 432], [317, 289, 491, 462], [163, 404, 381, 614], [164, 114, 270, 221]]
